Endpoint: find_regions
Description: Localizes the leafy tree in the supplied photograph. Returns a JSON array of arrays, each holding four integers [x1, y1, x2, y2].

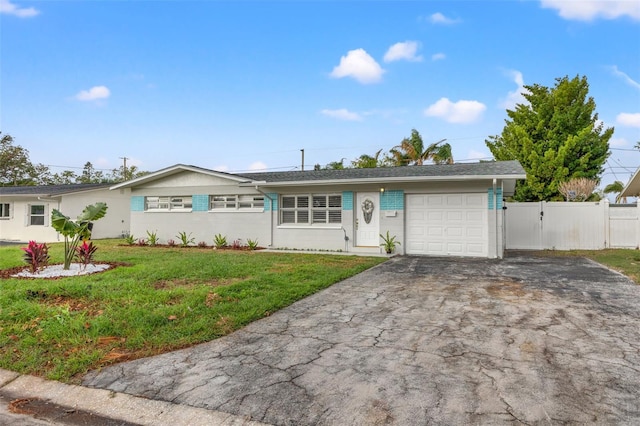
[[486, 75, 613, 201], [324, 159, 346, 170], [388, 129, 452, 166], [0, 132, 47, 186], [77, 162, 106, 183], [351, 149, 383, 168], [603, 180, 625, 203]]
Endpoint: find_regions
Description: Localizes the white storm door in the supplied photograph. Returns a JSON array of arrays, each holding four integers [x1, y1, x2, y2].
[[356, 192, 380, 246]]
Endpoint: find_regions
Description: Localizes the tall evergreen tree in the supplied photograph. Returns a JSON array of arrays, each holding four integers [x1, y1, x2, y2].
[[486, 75, 612, 201]]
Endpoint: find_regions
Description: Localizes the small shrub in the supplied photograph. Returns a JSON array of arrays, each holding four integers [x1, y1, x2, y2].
[[213, 233, 227, 249], [74, 240, 98, 270], [166, 239, 177, 247], [177, 231, 195, 247], [146, 230, 159, 246], [137, 238, 147, 246], [22, 241, 50, 273], [247, 239, 259, 250], [123, 234, 136, 245], [231, 239, 242, 250], [197, 241, 208, 248]]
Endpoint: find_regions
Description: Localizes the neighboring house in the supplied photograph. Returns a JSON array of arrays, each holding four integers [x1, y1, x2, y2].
[[0, 184, 131, 243], [620, 167, 640, 201], [111, 161, 526, 258]]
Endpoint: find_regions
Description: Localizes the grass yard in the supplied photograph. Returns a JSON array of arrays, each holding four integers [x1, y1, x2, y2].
[[0, 240, 386, 383], [529, 248, 640, 284]]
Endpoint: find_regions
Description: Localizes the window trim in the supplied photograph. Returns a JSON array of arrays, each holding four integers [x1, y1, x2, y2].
[[0, 203, 10, 219], [145, 196, 192, 212], [209, 194, 264, 212], [28, 204, 46, 226], [280, 193, 342, 226]]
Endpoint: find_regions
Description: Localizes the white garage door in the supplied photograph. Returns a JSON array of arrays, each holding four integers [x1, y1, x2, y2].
[[406, 193, 488, 257]]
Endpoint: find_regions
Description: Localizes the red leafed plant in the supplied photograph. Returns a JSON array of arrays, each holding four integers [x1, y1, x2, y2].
[[22, 240, 50, 273], [74, 240, 98, 270]]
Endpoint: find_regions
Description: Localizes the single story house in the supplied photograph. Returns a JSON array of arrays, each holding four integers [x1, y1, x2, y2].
[[111, 160, 526, 258], [0, 183, 131, 243]]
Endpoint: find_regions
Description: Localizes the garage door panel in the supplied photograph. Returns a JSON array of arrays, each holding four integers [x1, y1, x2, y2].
[[427, 211, 443, 221], [447, 211, 463, 221], [467, 226, 484, 238], [406, 193, 488, 257], [447, 226, 464, 237], [427, 226, 443, 237]]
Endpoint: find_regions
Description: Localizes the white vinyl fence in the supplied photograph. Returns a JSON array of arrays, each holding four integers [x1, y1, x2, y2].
[[505, 201, 640, 250]]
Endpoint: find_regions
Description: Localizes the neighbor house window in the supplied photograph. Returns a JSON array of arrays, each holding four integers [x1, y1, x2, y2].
[[280, 194, 341, 225], [29, 205, 45, 225], [210, 195, 264, 210], [0, 203, 9, 219], [145, 196, 192, 211]]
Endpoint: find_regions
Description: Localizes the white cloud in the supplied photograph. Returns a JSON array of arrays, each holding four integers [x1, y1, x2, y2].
[[609, 137, 628, 148], [429, 12, 461, 24], [424, 97, 486, 124], [383, 41, 423, 63], [321, 108, 363, 121], [609, 65, 640, 90], [75, 86, 111, 101], [214, 164, 229, 172], [248, 161, 268, 171], [500, 69, 529, 109], [330, 48, 385, 84], [540, 0, 640, 21], [431, 53, 446, 61], [0, 0, 39, 17], [617, 112, 640, 128]]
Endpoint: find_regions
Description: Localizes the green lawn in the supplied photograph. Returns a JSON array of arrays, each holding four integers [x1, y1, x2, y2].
[[0, 240, 386, 382], [526, 249, 640, 284]]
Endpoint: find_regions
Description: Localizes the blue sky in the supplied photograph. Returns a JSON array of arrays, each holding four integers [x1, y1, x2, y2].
[[1, 0, 639, 191]]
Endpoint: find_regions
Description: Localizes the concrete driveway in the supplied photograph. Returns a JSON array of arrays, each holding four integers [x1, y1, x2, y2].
[[83, 254, 640, 425]]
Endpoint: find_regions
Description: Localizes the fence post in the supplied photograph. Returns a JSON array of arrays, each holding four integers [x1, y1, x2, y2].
[[637, 202, 640, 250], [603, 199, 610, 249]]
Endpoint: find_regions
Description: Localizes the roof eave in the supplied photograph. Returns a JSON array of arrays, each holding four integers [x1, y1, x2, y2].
[[241, 173, 527, 187], [620, 167, 640, 198], [110, 164, 252, 190]]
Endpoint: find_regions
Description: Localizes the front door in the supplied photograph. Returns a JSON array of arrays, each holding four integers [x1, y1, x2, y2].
[[356, 192, 380, 246]]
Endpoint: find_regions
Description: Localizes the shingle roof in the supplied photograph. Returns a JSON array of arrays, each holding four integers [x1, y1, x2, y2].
[[236, 160, 525, 183], [0, 183, 111, 196]]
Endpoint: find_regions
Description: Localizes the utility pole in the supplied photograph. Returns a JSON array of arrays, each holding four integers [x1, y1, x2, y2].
[[300, 149, 305, 172], [119, 157, 128, 181]]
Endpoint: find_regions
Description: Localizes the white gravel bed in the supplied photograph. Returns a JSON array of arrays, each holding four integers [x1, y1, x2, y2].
[[12, 263, 111, 278]]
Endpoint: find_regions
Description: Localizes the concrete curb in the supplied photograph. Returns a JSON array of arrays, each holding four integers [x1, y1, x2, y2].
[[0, 369, 268, 426]]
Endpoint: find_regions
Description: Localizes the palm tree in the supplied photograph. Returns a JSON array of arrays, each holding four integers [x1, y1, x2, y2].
[[389, 129, 453, 166], [603, 180, 626, 203]]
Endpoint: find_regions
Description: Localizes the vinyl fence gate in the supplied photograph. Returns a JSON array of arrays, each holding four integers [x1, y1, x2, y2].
[[505, 201, 640, 250]]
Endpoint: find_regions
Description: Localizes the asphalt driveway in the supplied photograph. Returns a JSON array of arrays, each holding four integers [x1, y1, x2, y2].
[[83, 254, 640, 425]]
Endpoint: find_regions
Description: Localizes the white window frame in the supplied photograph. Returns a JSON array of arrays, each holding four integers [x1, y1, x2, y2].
[[28, 204, 46, 226], [145, 196, 192, 212], [280, 194, 342, 226], [209, 195, 264, 211], [0, 203, 10, 219]]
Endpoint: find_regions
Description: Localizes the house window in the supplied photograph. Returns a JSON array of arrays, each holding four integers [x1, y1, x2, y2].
[[29, 205, 45, 225], [145, 196, 192, 211], [0, 203, 9, 219], [281, 194, 341, 225], [210, 195, 264, 210]]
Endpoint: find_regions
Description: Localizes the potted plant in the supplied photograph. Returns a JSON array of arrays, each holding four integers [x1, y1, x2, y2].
[[380, 231, 400, 254]]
